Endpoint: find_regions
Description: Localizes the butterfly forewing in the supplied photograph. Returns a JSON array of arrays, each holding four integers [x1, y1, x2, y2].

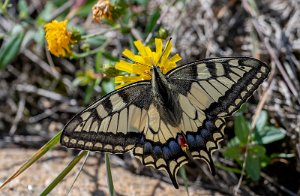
[[60, 82, 151, 153], [167, 57, 270, 117]]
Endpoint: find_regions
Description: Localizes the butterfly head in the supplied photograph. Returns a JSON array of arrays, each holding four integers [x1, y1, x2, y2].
[[151, 65, 165, 82]]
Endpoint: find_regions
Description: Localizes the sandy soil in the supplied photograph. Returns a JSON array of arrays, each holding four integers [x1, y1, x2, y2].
[[0, 148, 222, 196]]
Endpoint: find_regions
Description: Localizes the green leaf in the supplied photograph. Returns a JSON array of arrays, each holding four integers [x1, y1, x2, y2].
[[145, 9, 160, 34], [255, 110, 268, 132], [179, 167, 189, 195], [270, 153, 295, 159], [249, 144, 266, 158], [234, 114, 250, 144], [95, 52, 103, 72], [18, 0, 29, 19], [0, 30, 25, 69], [215, 162, 242, 174], [255, 126, 286, 144], [245, 153, 260, 181], [36, 2, 54, 23], [76, 0, 98, 17], [133, 0, 149, 5], [101, 78, 115, 95], [227, 136, 241, 147], [40, 150, 88, 195], [102, 51, 119, 62], [86, 36, 106, 48], [0, 131, 61, 190], [223, 145, 243, 160], [84, 81, 96, 104], [237, 103, 249, 113]]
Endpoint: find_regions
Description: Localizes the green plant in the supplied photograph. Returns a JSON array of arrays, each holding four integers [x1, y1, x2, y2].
[[223, 109, 287, 181]]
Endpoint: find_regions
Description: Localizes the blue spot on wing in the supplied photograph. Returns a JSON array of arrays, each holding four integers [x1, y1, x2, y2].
[[205, 120, 215, 131], [196, 134, 205, 147], [187, 134, 197, 148], [168, 140, 181, 156], [163, 146, 172, 160], [153, 146, 163, 159], [201, 128, 211, 139], [143, 142, 152, 155]]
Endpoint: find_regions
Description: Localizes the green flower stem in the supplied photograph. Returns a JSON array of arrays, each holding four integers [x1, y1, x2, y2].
[[81, 25, 121, 40], [72, 39, 110, 59]]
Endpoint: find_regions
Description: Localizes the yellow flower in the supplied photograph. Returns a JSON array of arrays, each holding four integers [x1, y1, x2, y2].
[[92, 0, 113, 22], [44, 20, 73, 57], [115, 38, 182, 89]]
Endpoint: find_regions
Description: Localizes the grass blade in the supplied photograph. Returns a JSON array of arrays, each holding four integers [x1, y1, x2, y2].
[[105, 153, 115, 196], [40, 150, 88, 195], [0, 131, 62, 190], [179, 166, 189, 195], [66, 151, 90, 195]]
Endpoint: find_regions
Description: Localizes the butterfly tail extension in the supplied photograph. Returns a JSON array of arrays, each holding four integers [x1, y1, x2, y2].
[[185, 118, 225, 175], [133, 135, 191, 189]]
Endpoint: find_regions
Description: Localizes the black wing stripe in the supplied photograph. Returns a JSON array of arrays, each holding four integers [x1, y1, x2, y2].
[[168, 57, 270, 117], [207, 61, 270, 117], [61, 82, 152, 153]]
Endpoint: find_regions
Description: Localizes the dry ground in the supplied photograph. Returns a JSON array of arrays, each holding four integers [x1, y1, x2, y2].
[[0, 148, 223, 196]]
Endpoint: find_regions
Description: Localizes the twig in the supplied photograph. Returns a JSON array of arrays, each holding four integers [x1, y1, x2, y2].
[[47, 1, 74, 22], [23, 49, 60, 79], [16, 84, 68, 102], [9, 95, 26, 135], [28, 107, 59, 123], [261, 36, 299, 98], [144, 0, 177, 44], [242, 0, 299, 100], [260, 172, 297, 196]]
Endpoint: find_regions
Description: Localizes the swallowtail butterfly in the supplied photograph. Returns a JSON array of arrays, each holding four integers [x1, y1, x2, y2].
[[61, 57, 269, 188]]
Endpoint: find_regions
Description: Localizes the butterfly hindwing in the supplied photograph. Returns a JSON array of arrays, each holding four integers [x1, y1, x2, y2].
[[133, 116, 226, 188], [60, 82, 152, 153], [153, 57, 270, 186]]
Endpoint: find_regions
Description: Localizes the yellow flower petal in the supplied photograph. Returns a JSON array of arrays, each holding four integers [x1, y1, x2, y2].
[[134, 40, 147, 57], [114, 38, 182, 89], [122, 49, 137, 61], [169, 54, 182, 63], [44, 20, 73, 57], [155, 38, 162, 56], [115, 60, 134, 72]]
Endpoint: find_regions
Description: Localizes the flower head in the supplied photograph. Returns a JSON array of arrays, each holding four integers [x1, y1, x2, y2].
[[115, 38, 182, 89], [44, 20, 73, 57], [92, 0, 113, 22]]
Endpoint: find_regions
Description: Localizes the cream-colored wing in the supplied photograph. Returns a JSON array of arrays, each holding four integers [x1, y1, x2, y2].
[[61, 82, 152, 153], [167, 57, 270, 117]]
